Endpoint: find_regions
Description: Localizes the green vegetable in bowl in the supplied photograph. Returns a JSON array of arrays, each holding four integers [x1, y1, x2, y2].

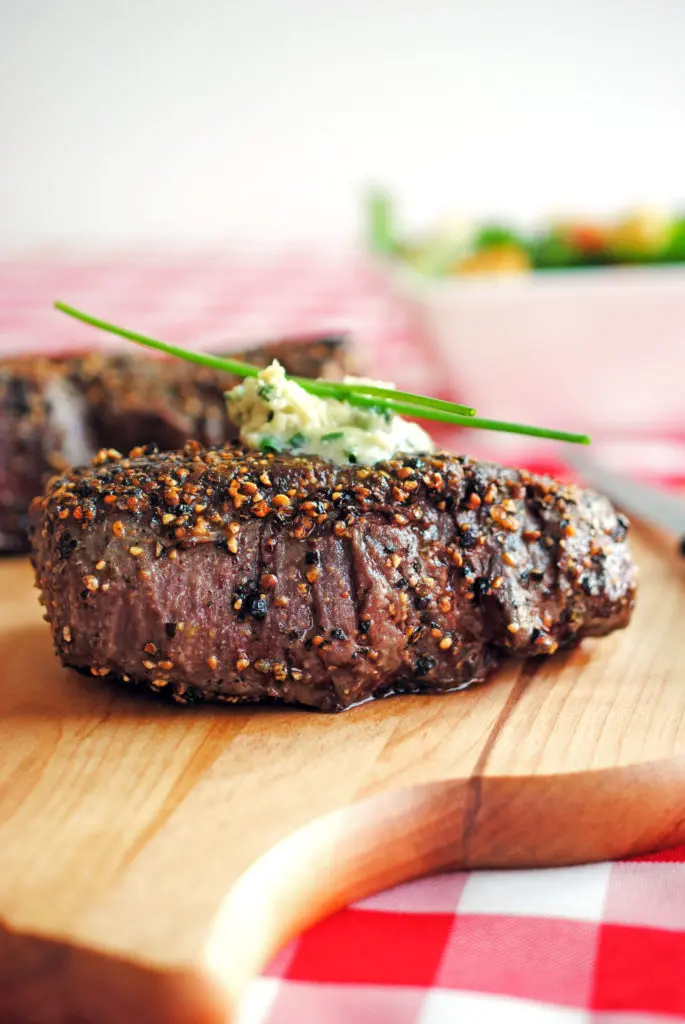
[[661, 218, 685, 263], [532, 231, 587, 270], [474, 224, 528, 250]]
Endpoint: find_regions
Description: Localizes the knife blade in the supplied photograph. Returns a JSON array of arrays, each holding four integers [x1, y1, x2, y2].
[[565, 449, 685, 543]]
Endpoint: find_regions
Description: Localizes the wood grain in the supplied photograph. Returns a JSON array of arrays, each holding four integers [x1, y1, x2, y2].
[[1, 521, 684, 1022]]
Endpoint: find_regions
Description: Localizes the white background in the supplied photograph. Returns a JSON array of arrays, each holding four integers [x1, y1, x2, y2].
[[1, 0, 684, 252]]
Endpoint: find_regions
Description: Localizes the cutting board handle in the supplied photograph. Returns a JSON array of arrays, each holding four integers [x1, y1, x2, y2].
[[4, 760, 684, 1024]]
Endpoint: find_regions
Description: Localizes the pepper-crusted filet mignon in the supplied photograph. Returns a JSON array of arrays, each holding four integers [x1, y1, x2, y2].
[[30, 444, 636, 711], [0, 335, 354, 554]]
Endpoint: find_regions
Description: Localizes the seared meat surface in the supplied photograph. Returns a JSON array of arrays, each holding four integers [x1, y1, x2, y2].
[[0, 336, 353, 553], [30, 444, 636, 711]]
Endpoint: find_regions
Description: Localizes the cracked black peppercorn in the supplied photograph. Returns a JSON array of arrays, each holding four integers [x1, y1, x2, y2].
[[58, 531, 77, 560], [414, 655, 437, 677], [244, 593, 268, 620]]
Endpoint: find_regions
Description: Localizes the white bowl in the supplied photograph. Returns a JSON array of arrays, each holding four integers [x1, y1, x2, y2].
[[375, 258, 685, 436]]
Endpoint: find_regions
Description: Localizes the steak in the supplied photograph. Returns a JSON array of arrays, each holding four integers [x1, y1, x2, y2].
[[30, 443, 637, 711], [0, 335, 353, 554]]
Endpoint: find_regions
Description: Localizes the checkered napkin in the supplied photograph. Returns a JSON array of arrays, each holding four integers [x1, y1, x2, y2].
[[3, 253, 684, 1023]]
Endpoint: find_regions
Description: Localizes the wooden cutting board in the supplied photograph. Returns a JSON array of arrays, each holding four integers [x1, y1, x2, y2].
[[2, 519, 685, 1023]]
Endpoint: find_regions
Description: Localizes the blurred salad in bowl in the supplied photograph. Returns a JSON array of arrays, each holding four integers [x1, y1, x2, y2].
[[367, 191, 685, 277]]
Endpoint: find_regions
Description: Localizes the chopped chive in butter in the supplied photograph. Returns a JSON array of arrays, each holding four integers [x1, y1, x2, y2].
[[259, 436, 283, 454]]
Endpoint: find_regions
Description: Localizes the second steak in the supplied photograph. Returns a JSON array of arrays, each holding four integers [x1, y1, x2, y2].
[[0, 334, 353, 553]]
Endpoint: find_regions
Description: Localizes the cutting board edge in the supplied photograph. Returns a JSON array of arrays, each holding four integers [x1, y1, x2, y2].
[[0, 918, 232, 1024]]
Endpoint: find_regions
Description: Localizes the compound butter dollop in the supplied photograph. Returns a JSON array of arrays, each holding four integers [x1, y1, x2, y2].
[[227, 360, 434, 466]]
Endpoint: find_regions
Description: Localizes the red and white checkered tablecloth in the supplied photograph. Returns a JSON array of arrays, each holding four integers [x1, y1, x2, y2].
[[2, 252, 684, 1023], [247, 843, 685, 1024]]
